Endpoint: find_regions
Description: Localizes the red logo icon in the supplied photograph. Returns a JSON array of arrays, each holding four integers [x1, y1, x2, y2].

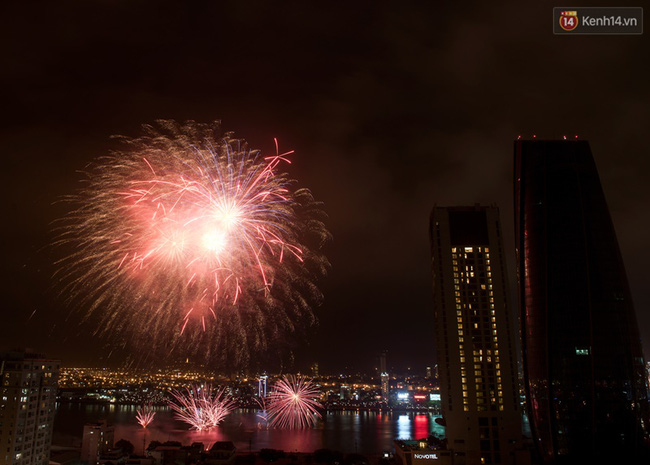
[[560, 11, 579, 31]]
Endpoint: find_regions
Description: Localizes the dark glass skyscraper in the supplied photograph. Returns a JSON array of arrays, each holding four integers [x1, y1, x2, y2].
[[514, 140, 649, 463]]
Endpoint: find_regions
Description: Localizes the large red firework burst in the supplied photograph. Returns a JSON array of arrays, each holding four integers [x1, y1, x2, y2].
[[55, 121, 330, 367]]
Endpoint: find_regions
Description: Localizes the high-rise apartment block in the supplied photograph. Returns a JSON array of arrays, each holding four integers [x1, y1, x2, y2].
[[80, 421, 114, 465], [515, 140, 649, 463], [430, 206, 527, 465], [0, 350, 59, 465]]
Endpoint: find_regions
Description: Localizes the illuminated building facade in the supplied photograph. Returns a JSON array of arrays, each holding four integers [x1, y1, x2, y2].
[[515, 140, 649, 463], [430, 206, 526, 465], [258, 375, 267, 398], [0, 351, 59, 465], [380, 351, 390, 402], [395, 440, 453, 465]]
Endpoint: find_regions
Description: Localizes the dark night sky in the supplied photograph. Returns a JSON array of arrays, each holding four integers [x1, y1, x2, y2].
[[1, 1, 648, 373]]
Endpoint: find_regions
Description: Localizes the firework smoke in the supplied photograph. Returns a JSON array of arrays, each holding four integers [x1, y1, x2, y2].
[[55, 120, 330, 366], [266, 375, 322, 429], [136, 405, 155, 428], [169, 385, 235, 431]]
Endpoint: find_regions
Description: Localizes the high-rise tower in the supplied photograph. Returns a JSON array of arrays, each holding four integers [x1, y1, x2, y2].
[[430, 206, 526, 465], [514, 140, 649, 463], [379, 351, 389, 402], [0, 350, 59, 465], [258, 375, 268, 398], [80, 421, 114, 465]]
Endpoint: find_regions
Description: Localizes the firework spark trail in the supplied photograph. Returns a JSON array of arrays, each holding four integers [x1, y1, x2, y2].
[[136, 405, 156, 428], [55, 120, 330, 366], [266, 375, 322, 429], [169, 388, 207, 431], [168, 385, 235, 431], [254, 397, 269, 428]]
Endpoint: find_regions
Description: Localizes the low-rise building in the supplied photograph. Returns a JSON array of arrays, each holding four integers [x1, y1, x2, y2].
[[394, 440, 452, 465], [204, 443, 235, 465]]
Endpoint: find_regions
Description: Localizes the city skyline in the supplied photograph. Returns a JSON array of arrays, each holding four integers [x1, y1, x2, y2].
[[2, 2, 650, 372]]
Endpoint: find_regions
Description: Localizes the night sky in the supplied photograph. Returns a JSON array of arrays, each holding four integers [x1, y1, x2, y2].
[[2, 1, 648, 373]]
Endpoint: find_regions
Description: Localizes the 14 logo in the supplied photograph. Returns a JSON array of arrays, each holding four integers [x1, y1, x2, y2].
[[560, 11, 578, 31]]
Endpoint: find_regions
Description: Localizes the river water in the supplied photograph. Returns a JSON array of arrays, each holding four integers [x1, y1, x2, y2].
[[53, 403, 445, 455]]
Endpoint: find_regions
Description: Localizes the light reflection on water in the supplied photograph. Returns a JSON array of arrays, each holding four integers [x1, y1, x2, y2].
[[54, 404, 444, 454], [397, 415, 410, 440]]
